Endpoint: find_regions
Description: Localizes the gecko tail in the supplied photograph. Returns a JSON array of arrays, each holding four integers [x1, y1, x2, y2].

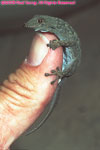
[[26, 80, 64, 136]]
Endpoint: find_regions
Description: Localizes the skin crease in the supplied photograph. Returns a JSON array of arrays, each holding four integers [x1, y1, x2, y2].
[[0, 32, 63, 149]]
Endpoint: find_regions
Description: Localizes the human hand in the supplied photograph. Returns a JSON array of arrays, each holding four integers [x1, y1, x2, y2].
[[0, 32, 63, 149]]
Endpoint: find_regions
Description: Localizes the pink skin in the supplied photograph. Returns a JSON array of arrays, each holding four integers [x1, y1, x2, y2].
[[0, 32, 63, 149]]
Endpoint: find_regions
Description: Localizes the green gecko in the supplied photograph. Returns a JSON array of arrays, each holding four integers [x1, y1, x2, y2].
[[25, 15, 81, 135]]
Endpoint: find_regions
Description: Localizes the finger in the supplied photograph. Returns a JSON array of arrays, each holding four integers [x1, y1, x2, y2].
[[0, 32, 63, 149]]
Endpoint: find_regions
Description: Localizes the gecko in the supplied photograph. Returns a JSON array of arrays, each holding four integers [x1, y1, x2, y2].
[[25, 15, 81, 135]]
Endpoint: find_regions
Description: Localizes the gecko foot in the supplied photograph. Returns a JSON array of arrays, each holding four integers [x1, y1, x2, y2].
[[47, 40, 60, 50], [45, 67, 64, 85]]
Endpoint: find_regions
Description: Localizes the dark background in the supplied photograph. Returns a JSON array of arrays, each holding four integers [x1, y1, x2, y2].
[[0, 0, 100, 149]]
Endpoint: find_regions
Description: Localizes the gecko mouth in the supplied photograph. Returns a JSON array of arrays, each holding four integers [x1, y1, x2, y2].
[[24, 23, 49, 33], [35, 28, 49, 33]]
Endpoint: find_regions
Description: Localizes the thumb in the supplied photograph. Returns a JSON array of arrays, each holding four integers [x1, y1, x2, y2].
[[0, 32, 63, 149]]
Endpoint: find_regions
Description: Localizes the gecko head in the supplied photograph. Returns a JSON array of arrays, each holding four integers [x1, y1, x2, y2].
[[24, 15, 59, 33]]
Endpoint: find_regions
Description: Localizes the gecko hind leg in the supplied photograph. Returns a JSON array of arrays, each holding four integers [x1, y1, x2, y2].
[[45, 67, 64, 84]]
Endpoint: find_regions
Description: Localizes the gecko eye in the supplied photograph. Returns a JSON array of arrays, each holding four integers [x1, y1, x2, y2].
[[37, 18, 44, 23]]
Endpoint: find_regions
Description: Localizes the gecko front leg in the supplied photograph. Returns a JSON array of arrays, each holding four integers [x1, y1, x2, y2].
[[47, 39, 75, 50]]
